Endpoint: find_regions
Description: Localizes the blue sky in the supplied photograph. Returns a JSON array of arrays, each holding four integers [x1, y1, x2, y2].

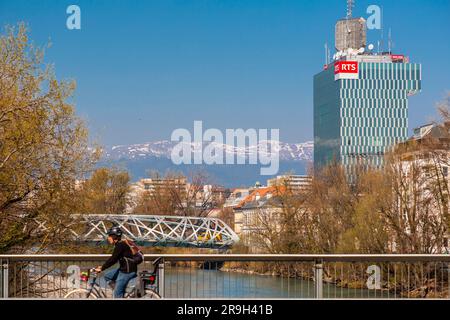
[[0, 0, 449, 147]]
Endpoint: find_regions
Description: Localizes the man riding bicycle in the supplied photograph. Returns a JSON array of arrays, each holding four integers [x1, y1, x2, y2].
[[94, 226, 138, 298]]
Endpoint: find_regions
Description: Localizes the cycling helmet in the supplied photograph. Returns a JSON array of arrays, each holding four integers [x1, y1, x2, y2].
[[107, 226, 123, 237]]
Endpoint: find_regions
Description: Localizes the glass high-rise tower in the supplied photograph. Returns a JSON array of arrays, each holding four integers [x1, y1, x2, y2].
[[314, 55, 422, 172], [314, 2, 422, 175]]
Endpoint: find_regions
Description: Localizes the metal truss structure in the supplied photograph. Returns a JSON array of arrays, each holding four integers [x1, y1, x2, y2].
[[43, 214, 239, 249]]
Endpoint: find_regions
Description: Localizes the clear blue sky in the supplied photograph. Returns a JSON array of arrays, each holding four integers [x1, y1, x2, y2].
[[1, 0, 449, 147]]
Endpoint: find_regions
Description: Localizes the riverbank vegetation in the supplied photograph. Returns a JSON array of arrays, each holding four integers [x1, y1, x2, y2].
[[230, 101, 449, 297]]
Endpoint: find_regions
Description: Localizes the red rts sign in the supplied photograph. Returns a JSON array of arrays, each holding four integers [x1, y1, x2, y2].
[[334, 61, 358, 80], [334, 61, 358, 74]]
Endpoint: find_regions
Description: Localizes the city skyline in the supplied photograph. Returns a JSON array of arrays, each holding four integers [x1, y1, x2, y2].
[[1, 0, 450, 304], [0, 0, 449, 147]]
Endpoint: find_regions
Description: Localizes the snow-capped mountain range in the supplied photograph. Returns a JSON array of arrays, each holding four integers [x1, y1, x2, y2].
[[104, 140, 314, 162]]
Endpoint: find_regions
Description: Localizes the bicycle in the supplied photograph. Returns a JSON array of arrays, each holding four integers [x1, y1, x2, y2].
[[64, 257, 162, 299]]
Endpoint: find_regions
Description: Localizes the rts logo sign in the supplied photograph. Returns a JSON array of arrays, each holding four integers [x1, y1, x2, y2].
[[334, 61, 359, 81]]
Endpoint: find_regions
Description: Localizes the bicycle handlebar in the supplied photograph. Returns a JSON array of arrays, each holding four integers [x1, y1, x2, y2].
[[88, 268, 100, 278]]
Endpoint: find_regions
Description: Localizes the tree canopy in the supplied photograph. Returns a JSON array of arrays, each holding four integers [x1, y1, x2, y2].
[[0, 24, 99, 253]]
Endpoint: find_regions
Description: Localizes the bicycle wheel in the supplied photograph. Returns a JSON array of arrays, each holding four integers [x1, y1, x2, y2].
[[64, 289, 98, 299], [141, 289, 161, 299]]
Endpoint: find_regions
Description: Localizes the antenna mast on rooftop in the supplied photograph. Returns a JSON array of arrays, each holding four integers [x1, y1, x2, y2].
[[388, 28, 393, 54], [347, 0, 354, 19], [380, 6, 384, 53], [324, 43, 331, 65]]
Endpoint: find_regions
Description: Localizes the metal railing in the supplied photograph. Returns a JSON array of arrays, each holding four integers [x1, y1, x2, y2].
[[1, 254, 449, 299]]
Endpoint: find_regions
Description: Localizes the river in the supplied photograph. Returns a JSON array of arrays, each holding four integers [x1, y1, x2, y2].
[[163, 268, 386, 299]]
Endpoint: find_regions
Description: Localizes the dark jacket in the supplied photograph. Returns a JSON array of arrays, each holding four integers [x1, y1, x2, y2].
[[101, 241, 137, 273]]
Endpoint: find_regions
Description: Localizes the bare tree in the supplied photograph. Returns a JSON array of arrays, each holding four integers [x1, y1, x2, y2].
[[133, 170, 221, 217]]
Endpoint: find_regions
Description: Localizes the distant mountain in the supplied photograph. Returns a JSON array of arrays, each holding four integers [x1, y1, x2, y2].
[[99, 140, 313, 187], [105, 140, 313, 162]]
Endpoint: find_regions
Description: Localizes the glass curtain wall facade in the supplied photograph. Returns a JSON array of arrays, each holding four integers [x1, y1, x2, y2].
[[314, 61, 422, 174]]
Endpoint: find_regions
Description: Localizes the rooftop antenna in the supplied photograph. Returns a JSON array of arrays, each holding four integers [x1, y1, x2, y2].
[[344, 0, 355, 49], [388, 28, 393, 54], [380, 6, 384, 53], [324, 43, 331, 64], [328, 46, 331, 64], [347, 0, 354, 19]]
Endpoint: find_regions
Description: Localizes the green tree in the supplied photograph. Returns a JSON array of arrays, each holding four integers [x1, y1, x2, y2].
[[79, 167, 131, 214], [0, 24, 99, 253], [337, 170, 390, 253]]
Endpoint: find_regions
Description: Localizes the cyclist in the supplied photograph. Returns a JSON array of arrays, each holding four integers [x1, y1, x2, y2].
[[94, 226, 137, 298]]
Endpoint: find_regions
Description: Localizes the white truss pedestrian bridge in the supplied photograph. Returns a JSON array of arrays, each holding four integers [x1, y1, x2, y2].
[[37, 214, 239, 249]]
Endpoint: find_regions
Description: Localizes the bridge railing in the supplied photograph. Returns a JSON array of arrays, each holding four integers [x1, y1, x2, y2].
[[1, 254, 449, 299]]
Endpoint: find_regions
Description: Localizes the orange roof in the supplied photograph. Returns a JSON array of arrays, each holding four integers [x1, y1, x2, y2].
[[235, 186, 286, 209]]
